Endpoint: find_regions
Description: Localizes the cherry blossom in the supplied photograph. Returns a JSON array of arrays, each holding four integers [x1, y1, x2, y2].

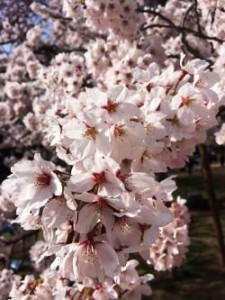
[[149, 197, 190, 271], [1, 0, 225, 298]]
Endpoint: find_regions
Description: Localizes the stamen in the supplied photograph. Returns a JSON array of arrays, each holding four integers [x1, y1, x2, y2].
[[34, 173, 51, 186], [83, 125, 97, 140]]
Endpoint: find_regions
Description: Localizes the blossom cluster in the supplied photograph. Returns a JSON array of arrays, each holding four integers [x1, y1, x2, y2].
[[29, 240, 54, 273], [9, 260, 152, 300], [0, 269, 18, 300], [64, 0, 145, 39], [149, 197, 190, 271], [2, 53, 219, 299], [1, 0, 225, 299]]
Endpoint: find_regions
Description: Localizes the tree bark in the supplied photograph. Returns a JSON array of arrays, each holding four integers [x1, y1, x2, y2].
[[198, 144, 225, 266]]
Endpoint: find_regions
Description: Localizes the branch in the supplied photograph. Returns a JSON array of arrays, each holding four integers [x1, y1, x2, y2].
[[140, 7, 175, 27], [193, 0, 202, 34], [182, 2, 194, 28], [211, 0, 219, 24], [140, 8, 224, 44]]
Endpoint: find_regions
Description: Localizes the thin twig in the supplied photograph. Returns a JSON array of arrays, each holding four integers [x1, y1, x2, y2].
[[193, 0, 202, 34], [140, 8, 224, 43]]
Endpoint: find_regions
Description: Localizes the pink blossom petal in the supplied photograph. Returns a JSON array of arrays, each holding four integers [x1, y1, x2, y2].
[[76, 204, 99, 233]]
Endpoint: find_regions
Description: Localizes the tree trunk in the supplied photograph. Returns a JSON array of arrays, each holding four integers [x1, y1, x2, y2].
[[198, 144, 225, 266]]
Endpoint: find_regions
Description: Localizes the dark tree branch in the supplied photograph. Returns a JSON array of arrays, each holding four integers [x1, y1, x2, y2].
[[181, 2, 194, 28], [140, 8, 224, 44], [193, 0, 202, 34]]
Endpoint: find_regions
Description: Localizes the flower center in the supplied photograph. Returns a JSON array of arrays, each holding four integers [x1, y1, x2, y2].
[[114, 125, 126, 137], [181, 96, 194, 106], [117, 217, 132, 232], [145, 124, 155, 135], [34, 173, 51, 186], [102, 99, 119, 113], [93, 171, 106, 185], [141, 150, 153, 163], [83, 126, 97, 140], [166, 115, 180, 127], [81, 241, 98, 263]]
